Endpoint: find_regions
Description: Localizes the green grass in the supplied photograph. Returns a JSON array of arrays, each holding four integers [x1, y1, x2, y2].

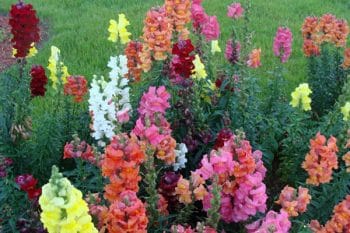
[[1, 0, 349, 92]]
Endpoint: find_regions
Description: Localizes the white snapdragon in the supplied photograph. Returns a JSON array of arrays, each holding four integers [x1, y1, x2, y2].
[[88, 55, 131, 144], [173, 143, 188, 171]]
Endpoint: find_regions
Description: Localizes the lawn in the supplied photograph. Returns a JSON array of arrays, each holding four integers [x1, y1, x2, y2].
[[1, 0, 349, 93]]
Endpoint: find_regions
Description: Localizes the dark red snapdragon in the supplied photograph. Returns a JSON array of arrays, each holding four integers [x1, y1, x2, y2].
[[213, 128, 233, 150], [30, 65, 48, 97], [15, 174, 41, 200], [170, 39, 195, 84], [158, 171, 180, 210], [9, 1, 40, 58]]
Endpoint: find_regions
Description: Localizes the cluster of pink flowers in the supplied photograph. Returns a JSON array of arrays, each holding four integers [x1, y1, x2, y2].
[[246, 210, 291, 233], [225, 39, 241, 65], [227, 2, 244, 19], [133, 86, 176, 164], [273, 27, 293, 63], [191, 0, 220, 41], [275, 185, 311, 217], [176, 131, 268, 223], [63, 135, 95, 163]]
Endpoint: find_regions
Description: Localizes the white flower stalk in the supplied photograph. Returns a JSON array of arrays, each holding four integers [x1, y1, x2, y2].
[[88, 55, 131, 144], [173, 143, 188, 171]]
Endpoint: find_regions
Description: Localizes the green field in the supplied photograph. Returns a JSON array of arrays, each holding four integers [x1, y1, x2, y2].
[[1, 0, 349, 92]]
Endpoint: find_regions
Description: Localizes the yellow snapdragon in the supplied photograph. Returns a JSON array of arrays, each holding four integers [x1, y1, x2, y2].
[[211, 40, 221, 54], [48, 46, 70, 89], [191, 54, 207, 79], [108, 13, 131, 44], [290, 83, 312, 111], [341, 102, 350, 121], [39, 166, 97, 233], [12, 43, 37, 58]]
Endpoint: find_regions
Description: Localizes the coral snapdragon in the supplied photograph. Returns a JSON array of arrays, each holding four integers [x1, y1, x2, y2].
[[106, 191, 148, 233], [165, 0, 191, 39], [247, 48, 262, 68], [63, 135, 95, 163], [302, 132, 339, 186], [39, 166, 97, 233], [142, 7, 172, 61], [63, 75, 88, 103], [100, 134, 145, 202], [275, 186, 311, 217], [273, 27, 293, 63]]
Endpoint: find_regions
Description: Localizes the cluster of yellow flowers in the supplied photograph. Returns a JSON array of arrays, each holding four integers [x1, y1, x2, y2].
[[108, 13, 131, 44], [39, 166, 97, 233], [12, 42, 37, 58], [192, 54, 207, 80], [47, 46, 70, 89], [290, 83, 312, 111]]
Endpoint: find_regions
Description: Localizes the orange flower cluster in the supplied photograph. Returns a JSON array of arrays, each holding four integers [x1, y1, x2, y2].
[[342, 48, 350, 69], [142, 7, 172, 61], [302, 132, 339, 186], [124, 41, 143, 81], [164, 0, 191, 39], [100, 134, 145, 202], [107, 190, 148, 233], [63, 75, 88, 103], [156, 135, 177, 165], [302, 14, 349, 56], [309, 195, 350, 233], [175, 173, 208, 204], [275, 186, 311, 217]]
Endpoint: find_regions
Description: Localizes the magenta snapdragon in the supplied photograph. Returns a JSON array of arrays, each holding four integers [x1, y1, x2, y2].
[[227, 2, 244, 19], [246, 210, 291, 233], [273, 27, 293, 63]]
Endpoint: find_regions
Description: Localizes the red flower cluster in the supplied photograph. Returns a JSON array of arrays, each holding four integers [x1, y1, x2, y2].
[[63, 75, 88, 103], [170, 39, 195, 84], [100, 134, 145, 202], [124, 41, 143, 82], [158, 171, 181, 211], [213, 128, 233, 150], [63, 136, 95, 163], [9, 2, 40, 58], [30, 65, 48, 97], [107, 191, 148, 233], [15, 174, 41, 200]]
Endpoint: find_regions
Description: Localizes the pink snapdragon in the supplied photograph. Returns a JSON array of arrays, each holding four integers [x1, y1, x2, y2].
[[246, 210, 291, 233], [273, 27, 293, 63], [201, 16, 220, 41], [225, 39, 241, 64], [191, 3, 208, 30], [138, 86, 170, 116], [227, 2, 244, 19]]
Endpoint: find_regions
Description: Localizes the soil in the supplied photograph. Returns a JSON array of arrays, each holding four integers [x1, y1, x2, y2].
[[0, 15, 16, 72]]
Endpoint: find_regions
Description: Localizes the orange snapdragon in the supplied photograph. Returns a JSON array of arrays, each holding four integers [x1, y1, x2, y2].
[[100, 134, 145, 202], [302, 132, 339, 186], [124, 41, 143, 81], [175, 176, 192, 204], [142, 6, 172, 61], [342, 48, 350, 69], [247, 48, 262, 68], [164, 0, 191, 39], [275, 186, 311, 217]]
